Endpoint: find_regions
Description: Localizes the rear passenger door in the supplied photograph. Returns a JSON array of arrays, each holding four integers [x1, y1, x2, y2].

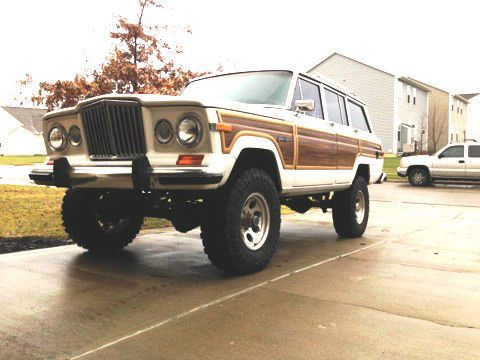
[[292, 78, 337, 186], [323, 87, 357, 183], [466, 145, 480, 179]]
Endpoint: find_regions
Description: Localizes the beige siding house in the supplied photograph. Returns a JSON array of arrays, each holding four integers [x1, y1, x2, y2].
[[309, 53, 430, 154]]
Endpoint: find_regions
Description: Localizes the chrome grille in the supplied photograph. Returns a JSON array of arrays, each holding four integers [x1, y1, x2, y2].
[[81, 100, 146, 160]]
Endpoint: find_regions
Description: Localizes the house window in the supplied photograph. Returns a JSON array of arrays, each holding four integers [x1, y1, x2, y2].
[[451, 133, 453, 142], [412, 88, 417, 105], [456, 134, 459, 142], [452, 104, 454, 111]]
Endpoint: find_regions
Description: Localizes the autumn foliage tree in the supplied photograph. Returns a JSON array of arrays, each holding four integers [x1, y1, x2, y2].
[[32, 0, 207, 110]]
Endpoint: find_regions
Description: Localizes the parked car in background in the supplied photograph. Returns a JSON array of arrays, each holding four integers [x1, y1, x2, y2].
[[397, 142, 480, 186], [30, 70, 385, 274]]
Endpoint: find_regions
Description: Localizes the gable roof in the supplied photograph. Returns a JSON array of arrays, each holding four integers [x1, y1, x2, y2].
[[308, 52, 395, 77], [453, 94, 470, 104], [406, 77, 450, 95], [458, 93, 480, 100], [397, 77, 431, 93], [1, 106, 47, 134]]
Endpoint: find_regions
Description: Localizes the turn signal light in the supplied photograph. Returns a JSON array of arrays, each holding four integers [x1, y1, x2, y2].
[[210, 123, 233, 132], [176, 155, 204, 166]]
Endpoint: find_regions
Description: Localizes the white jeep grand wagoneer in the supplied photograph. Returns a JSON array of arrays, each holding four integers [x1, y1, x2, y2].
[[30, 70, 385, 274]]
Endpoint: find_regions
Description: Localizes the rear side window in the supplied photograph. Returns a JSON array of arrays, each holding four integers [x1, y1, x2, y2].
[[290, 79, 324, 119], [348, 101, 370, 132], [325, 88, 347, 125], [440, 145, 464, 158], [468, 145, 480, 158]]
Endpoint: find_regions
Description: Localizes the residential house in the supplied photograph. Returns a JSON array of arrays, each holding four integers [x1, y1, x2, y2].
[[458, 93, 479, 142], [0, 106, 47, 155], [308, 53, 430, 154], [449, 95, 469, 143], [405, 78, 451, 153]]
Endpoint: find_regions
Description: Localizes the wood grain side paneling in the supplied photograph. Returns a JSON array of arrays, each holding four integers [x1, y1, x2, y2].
[[297, 126, 337, 169], [360, 140, 383, 158], [337, 135, 360, 169], [217, 111, 295, 168]]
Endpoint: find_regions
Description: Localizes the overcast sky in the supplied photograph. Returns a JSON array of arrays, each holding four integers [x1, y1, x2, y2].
[[1, 0, 479, 106]]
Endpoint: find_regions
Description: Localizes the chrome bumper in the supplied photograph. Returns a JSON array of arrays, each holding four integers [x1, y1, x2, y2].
[[29, 156, 224, 190]]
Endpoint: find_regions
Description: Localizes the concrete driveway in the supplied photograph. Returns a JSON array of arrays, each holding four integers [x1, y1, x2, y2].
[[1, 183, 479, 359]]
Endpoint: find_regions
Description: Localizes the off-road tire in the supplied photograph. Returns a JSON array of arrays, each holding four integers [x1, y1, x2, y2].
[[332, 176, 369, 238], [201, 168, 281, 275], [408, 167, 431, 186], [62, 189, 143, 253]]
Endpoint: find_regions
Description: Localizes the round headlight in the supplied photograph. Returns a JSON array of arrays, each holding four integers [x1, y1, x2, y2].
[[177, 116, 202, 147], [48, 126, 67, 151], [68, 126, 82, 147], [155, 120, 173, 144]]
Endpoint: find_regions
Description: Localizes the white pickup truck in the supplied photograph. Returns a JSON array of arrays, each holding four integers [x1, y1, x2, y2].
[[30, 70, 385, 274], [397, 142, 480, 186]]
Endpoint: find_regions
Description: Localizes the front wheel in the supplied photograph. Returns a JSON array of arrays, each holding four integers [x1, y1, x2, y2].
[[201, 168, 281, 275], [408, 167, 431, 186], [332, 177, 369, 238], [62, 189, 144, 253]]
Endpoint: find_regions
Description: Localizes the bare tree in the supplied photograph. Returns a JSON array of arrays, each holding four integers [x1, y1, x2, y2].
[[428, 101, 448, 153], [414, 112, 428, 153]]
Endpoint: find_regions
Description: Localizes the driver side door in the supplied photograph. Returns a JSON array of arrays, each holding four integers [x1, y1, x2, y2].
[[431, 145, 466, 178]]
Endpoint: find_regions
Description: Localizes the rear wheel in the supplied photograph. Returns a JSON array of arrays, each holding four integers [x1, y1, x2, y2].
[[408, 167, 431, 186], [62, 189, 143, 253], [201, 168, 281, 275], [332, 176, 369, 238]]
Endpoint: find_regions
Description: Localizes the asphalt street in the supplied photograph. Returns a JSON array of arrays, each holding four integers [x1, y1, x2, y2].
[[0, 182, 479, 359]]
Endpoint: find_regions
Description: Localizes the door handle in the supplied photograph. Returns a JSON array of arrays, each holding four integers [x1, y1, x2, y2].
[[459, 160, 465, 163], [328, 122, 335, 127]]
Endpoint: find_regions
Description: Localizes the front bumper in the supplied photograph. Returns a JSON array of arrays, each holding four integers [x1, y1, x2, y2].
[[396, 167, 407, 177], [29, 156, 224, 190]]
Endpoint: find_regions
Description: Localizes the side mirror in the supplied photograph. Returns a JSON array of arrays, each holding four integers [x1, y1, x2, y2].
[[295, 99, 315, 112], [438, 154, 443, 159]]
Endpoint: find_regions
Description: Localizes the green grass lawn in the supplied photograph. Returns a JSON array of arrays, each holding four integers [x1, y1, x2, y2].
[[383, 156, 406, 182], [0, 155, 47, 166], [0, 183, 294, 241], [0, 185, 171, 240]]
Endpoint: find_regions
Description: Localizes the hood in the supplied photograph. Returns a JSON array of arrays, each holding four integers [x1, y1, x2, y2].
[[43, 94, 287, 121], [400, 154, 432, 167]]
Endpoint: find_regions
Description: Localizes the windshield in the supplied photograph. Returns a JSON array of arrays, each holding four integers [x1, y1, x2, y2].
[[182, 71, 293, 106]]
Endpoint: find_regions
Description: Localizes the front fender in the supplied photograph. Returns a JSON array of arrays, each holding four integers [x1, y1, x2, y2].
[[228, 135, 291, 187]]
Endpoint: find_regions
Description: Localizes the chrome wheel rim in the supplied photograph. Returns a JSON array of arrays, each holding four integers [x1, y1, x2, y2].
[[96, 193, 130, 234], [412, 172, 425, 185], [241, 193, 270, 250], [97, 217, 130, 234], [355, 190, 366, 224]]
